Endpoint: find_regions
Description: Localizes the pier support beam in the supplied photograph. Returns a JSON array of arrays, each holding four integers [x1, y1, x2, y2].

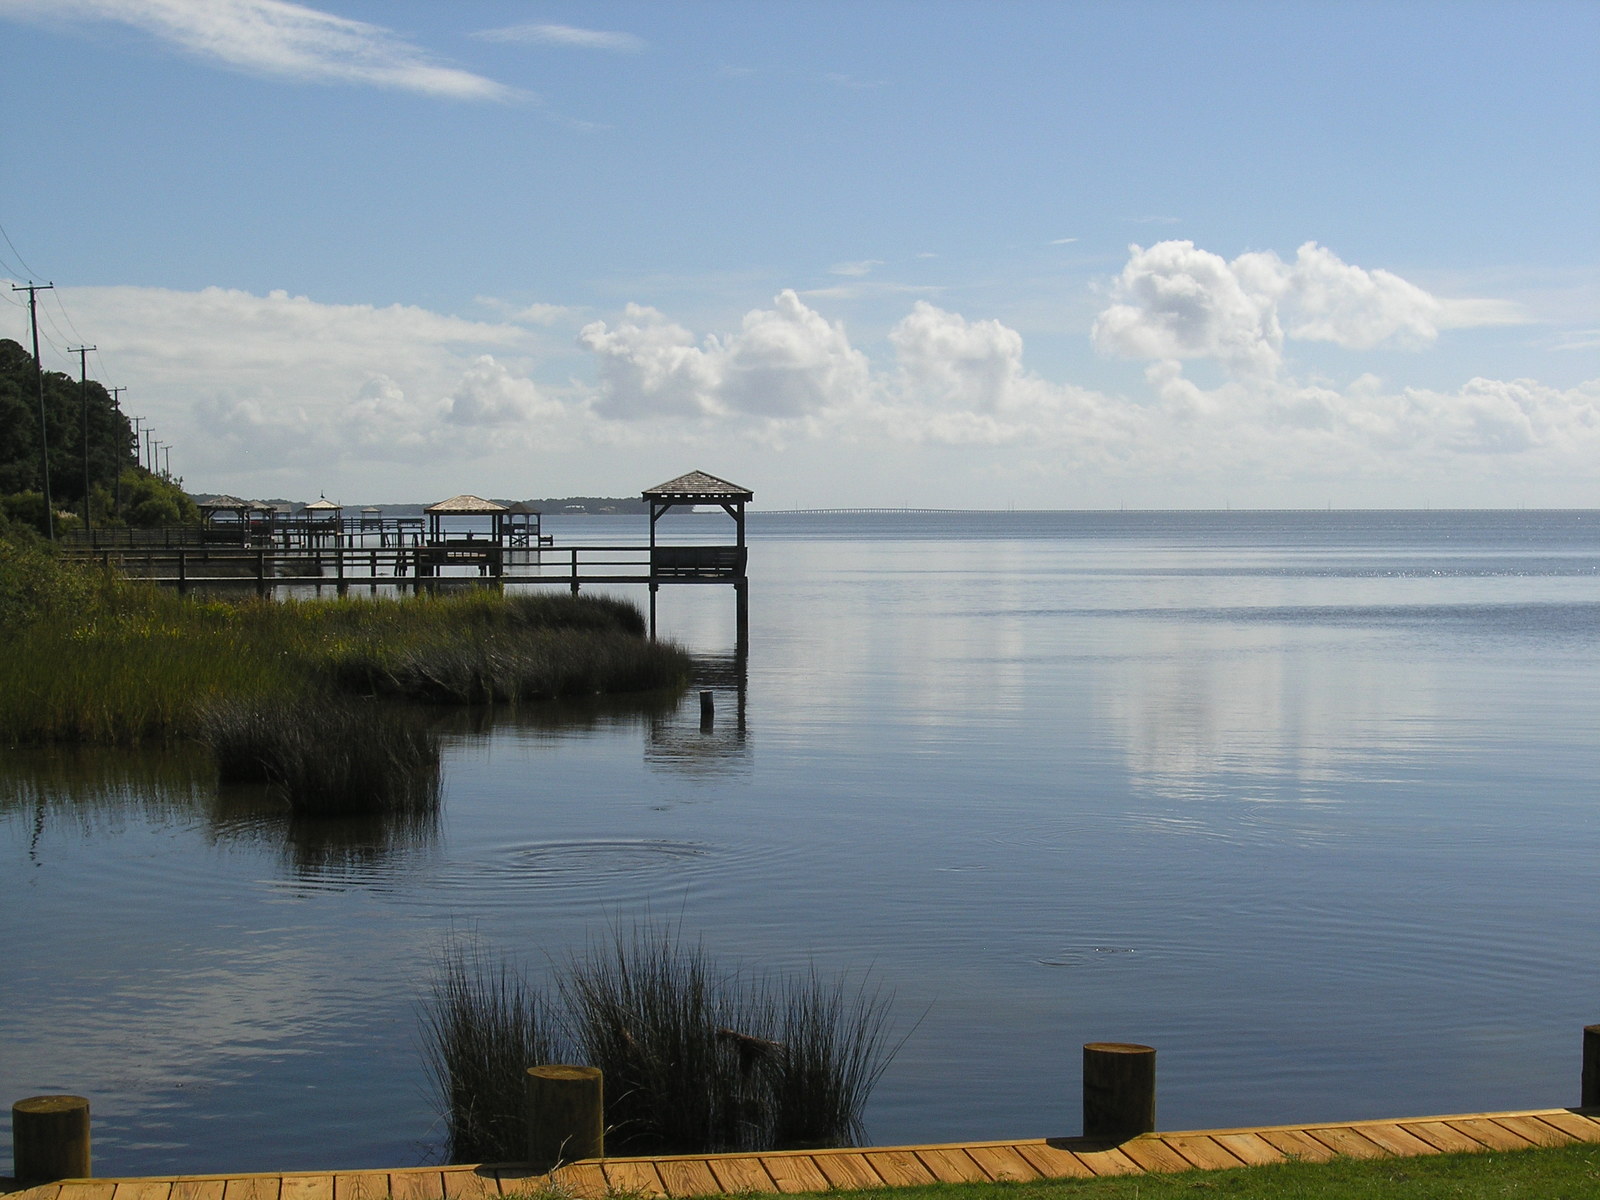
[[12, 1094, 91, 1183], [525, 1065, 604, 1172], [1083, 1042, 1155, 1141], [1584, 1025, 1600, 1109]]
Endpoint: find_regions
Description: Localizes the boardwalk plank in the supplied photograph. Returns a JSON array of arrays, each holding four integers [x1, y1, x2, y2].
[[754, 1155, 830, 1195], [702, 1158, 774, 1196], [1533, 1110, 1600, 1141], [386, 1171, 446, 1200], [912, 1148, 989, 1184], [222, 1179, 280, 1200], [170, 1182, 226, 1200], [1351, 1124, 1440, 1157], [277, 1177, 333, 1200], [546, 1163, 608, 1200], [1211, 1133, 1288, 1166], [1402, 1121, 1491, 1153], [440, 1170, 499, 1200], [1443, 1118, 1538, 1151], [601, 1159, 666, 1198], [1489, 1115, 1577, 1147], [1302, 1126, 1390, 1160], [1070, 1145, 1141, 1177], [1256, 1129, 1341, 1162], [333, 1173, 389, 1200], [112, 1180, 173, 1200], [1162, 1135, 1245, 1171], [807, 1153, 882, 1191], [652, 1158, 723, 1198], [1014, 1142, 1095, 1179], [58, 1184, 115, 1200], [860, 1150, 936, 1187], [1115, 1140, 1193, 1174], [964, 1146, 1042, 1182]]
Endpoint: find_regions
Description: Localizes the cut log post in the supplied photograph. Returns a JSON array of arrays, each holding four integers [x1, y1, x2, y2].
[[1083, 1042, 1155, 1140], [700, 690, 715, 730], [12, 1094, 91, 1183], [1584, 1025, 1600, 1109], [525, 1065, 603, 1173]]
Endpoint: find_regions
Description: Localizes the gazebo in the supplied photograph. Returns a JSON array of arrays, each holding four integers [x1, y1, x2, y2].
[[198, 495, 270, 545], [641, 470, 754, 645], [642, 470, 753, 576], [504, 501, 550, 548], [301, 496, 343, 547], [423, 494, 508, 543]]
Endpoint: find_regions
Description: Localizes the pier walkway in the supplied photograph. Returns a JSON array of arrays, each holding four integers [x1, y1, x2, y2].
[[7, 1107, 1598, 1200]]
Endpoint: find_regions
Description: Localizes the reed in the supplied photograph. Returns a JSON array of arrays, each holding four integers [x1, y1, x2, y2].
[[200, 696, 441, 816], [421, 942, 562, 1165], [422, 926, 907, 1163]]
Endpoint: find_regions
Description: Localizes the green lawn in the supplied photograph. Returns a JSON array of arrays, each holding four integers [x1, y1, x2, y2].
[[747, 1142, 1600, 1199]]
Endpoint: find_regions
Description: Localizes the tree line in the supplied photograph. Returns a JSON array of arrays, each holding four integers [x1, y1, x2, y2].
[[0, 337, 193, 532]]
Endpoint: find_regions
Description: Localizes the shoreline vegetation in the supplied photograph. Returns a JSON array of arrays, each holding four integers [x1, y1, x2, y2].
[[0, 528, 693, 812]]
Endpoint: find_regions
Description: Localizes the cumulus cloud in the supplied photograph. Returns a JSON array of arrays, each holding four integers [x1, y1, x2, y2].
[[443, 355, 555, 427], [1095, 240, 1531, 379], [579, 290, 871, 422], [0, 0, 516, 100], [475, 22, 645, 52]]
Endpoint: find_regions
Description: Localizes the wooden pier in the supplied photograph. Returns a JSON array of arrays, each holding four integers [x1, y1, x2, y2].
[[6, 1107, 1599, 1200]]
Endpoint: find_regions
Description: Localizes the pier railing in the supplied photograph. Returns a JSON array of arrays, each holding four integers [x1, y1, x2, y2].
[[57, 543, 744, 595]]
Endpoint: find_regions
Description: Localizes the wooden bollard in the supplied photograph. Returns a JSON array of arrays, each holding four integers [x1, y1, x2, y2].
[[1083, 1042, 1155, 1140], [700, 689, 715, 730], [525, 1065, 603, 1172], [12, 1095, 91, 1182], [1584, 1025, 1600, 1109]]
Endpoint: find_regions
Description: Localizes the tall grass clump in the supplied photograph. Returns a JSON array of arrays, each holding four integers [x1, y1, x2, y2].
[[422, 926, 907, 1163], [200, 696, 440, 817], [421, 942, 562, 1165]]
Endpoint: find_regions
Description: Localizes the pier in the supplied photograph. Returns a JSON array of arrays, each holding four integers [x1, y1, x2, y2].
[[5, 1107, 1599, 1200]]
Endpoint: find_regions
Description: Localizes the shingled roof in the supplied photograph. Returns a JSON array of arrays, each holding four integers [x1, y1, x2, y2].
[[642, 471, 753, 502], [425, 494, 508, 514]]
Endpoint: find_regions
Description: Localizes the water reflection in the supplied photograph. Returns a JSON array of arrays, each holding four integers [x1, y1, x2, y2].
[[647, 653, 752, 777]]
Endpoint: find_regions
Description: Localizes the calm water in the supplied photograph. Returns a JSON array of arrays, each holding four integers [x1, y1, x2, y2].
[[4, 510, 1599, 1175]]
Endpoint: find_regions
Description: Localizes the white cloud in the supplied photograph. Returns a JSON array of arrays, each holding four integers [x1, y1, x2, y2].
[[475, 23, 645, 53], [1094, 240, 1529, 375], [443, 355, 556, 427], [829, 260, 885, 278], [579, 290, 871, 422], [0, 0, 516, 100]]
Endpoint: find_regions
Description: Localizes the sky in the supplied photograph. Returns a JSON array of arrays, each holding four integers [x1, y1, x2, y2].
[[1, 0, 1596, 509]]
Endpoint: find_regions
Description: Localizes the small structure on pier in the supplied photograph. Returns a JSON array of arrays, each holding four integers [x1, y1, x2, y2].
[[301, 497, 342, 546], [504, 500, 551, 547], [642, 470, 753, 645], [419, 494, 507, 577]]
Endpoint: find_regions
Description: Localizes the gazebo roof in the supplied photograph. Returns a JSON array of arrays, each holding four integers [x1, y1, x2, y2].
[[199, 495, 252, 510], [642, 470, 753, 502], [426, 494, 508, 514], [302, 498, 342, 512], [505, 501, 541, 514]]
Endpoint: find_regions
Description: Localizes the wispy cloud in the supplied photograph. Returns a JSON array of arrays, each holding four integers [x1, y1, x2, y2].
[[829, 259, 885, 278], [475, 23, 645, 53], [1049, 237, 1079, 246], [0, 0, 517, 100]]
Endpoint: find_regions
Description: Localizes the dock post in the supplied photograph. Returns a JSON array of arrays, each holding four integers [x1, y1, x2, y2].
[[525, 1065, 603, 1172], [1083, 1042, 1155, 1140], [569, 548, 580, 595], [12, 1094, 91, 1183], [700, 689, 715, 730], [176, 549, 186, 596], [336, 545, 347, 597], [1584, 1025, 1600, 1109], [735, 578, 749, 658], [256, 550, 268, 598]]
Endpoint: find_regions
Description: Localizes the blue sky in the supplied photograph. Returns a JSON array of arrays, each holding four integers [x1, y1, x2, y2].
[[1, 0, 1595, 508]]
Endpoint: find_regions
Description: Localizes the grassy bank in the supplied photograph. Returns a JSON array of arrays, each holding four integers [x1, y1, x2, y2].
[[675, 1141, 1597, 1199], [0, 549, 691, 745]]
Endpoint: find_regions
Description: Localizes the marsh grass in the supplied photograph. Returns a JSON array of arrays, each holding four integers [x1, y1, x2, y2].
[[201, 696, 441, 816], [423, 926, 905, 1164], [422, 943, 562, 1166], [0, 564, 692, 747]]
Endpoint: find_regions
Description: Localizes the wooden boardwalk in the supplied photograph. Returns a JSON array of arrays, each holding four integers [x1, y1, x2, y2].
[[7, 1108, 1598, 1200]]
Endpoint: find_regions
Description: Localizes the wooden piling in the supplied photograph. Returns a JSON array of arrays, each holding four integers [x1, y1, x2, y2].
[[12, 1094, 90, 1183], [525, 1064, 604, 1172], [1584, 1025, 1600, 1109], [1083, 1042, 1155, 1140], [700, 689, 715, 729]]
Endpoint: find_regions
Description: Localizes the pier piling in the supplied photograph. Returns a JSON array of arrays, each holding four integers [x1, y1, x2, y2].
[[525, 1065, 604, 1173], [1584, 1025, 1600, 1109], [12, 1094, 91, 1183], [1083, 1042, 1156, 1141]]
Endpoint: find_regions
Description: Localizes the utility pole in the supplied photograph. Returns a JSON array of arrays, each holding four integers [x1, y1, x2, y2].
[[144, 428, 154, 472], [12, 282, 55, 539], [162, 444, 171, 479], [111, 388, 127, 515], [70, 345, 97, 532]]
